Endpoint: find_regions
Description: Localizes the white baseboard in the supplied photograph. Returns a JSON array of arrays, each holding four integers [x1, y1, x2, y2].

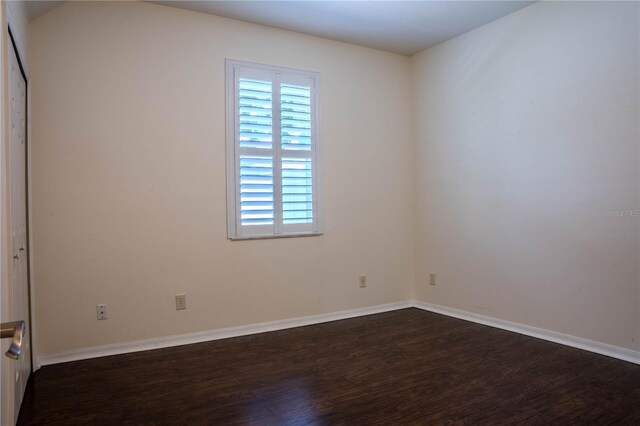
[[37, 299, 640, 368], [36, 301, 412, 368], [412, 300, 640, 365]]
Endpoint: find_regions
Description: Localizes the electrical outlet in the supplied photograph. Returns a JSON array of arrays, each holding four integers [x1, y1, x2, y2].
[[96, 303, 108, 320], [429, 273, 436, 286], [175, 294, 187, 310], [359, 274, 367, 288]]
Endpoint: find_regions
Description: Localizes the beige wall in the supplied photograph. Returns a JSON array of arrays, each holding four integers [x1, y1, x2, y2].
[[29, 1, 414, 356], [29, 0, 640, 359], [412, 1, 640, 350]]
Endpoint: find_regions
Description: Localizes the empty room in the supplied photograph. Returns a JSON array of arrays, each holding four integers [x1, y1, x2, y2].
[[0, 0, 639, 424]]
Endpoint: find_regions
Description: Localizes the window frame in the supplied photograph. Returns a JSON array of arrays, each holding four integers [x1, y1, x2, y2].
[[225, 59, 323, 240]]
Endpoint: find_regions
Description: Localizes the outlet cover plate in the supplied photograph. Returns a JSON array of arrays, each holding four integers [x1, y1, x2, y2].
[[97, 304, 108, 320], [175, 294, 187, 310]]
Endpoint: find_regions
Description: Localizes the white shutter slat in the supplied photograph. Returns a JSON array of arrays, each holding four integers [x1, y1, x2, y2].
[[239, 78, 273, 150], [281, 83, 312, 152], [282, 157, 313, 225], [239, 155, 274, 226], [238, 77, 275, 228]]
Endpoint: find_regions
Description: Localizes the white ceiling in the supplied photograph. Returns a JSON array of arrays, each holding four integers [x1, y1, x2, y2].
[[26, 1, 536, 56]]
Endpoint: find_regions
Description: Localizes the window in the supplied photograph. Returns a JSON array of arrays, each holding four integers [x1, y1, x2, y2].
[[226, 60, 322, 239]]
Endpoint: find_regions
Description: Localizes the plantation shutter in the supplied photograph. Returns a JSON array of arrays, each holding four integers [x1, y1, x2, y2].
[[227, 60, 321, 239]]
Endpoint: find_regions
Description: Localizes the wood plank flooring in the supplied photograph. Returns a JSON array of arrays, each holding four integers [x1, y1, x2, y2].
[[18, 308, 640, 425]]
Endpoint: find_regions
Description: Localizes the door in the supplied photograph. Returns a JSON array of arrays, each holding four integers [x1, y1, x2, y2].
[[1, 33, 30, 425]]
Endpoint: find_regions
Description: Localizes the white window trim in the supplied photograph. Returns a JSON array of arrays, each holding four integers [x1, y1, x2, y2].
[[225, 59, 323, 240]]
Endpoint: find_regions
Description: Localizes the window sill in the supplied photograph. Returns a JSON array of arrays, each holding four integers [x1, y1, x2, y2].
[[229, 232, 323, 241]]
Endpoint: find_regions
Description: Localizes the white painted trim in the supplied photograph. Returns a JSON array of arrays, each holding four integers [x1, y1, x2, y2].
[[412, 300, 640, 365], [36, 299, 640, 369], [224, 59, 236, 241], [37, 301, 411, 368], [26, 38, 36, 375]]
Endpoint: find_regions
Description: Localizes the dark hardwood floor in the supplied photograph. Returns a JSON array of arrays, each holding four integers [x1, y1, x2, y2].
[[18, 308, 640, 425]]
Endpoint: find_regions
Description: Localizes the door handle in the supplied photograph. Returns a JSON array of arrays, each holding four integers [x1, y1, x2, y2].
[[0, 320, 25, 360]]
